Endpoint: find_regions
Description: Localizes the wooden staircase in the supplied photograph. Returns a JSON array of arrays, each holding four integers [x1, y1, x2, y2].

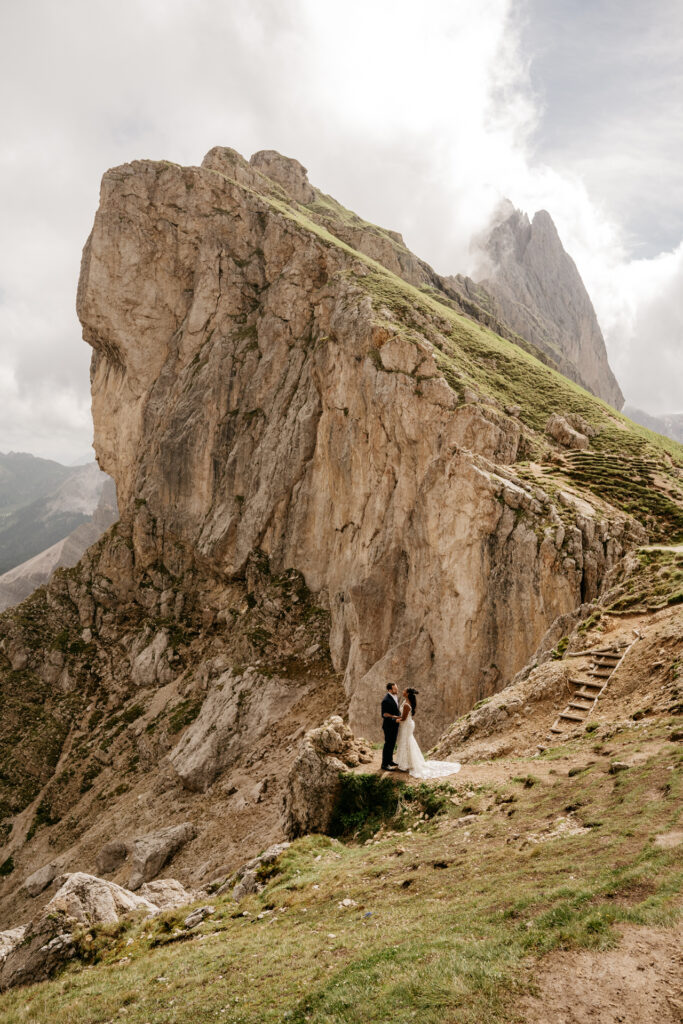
[[547, 635, 639, 739]]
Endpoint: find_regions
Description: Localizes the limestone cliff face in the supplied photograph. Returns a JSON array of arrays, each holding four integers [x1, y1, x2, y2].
[[453, 203, 624, 410], [77, 149, 640, 746]]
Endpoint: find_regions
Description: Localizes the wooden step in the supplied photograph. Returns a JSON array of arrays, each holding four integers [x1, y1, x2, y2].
[[589, 669, 612, 678], [571, 679, 602, 691], [567, 702, 590, 713], [574, 688, 600, 701], [558, 711, 584, 723]]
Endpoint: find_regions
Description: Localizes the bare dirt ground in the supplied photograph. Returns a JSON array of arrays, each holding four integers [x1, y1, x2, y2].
[[518, 922, 683, 1024]]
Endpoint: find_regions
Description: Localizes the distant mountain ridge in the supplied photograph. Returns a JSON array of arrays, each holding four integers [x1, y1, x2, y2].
[[0, 478, 117, 612], [623, 405, 683, 444], [446, 201, 624, 409], [0, 452, 73, 514], [0, 459, 113, 576]]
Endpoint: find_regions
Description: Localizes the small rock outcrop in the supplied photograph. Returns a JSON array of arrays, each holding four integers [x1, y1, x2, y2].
[[138, 879, 197, 910], [0, 873, 158, 991], [546, 413, 590, 450], [283, 717, 373, 838], [127, 823, 197, 891], [218, 841, 291, 901]]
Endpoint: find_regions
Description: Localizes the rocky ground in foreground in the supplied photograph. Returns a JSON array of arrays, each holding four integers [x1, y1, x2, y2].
[[0, 601, 679, 1022]]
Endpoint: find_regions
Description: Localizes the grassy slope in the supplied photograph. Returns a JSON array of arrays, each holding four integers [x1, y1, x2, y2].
[[2, 717, 680, 1023], [265, 193, 683, 543]]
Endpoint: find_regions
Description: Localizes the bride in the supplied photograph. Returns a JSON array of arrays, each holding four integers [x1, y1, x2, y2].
[[395, 688, 461, 779]]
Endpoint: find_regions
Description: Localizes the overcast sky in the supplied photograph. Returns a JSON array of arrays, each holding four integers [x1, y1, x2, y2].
[[1, 0, 681, 462]]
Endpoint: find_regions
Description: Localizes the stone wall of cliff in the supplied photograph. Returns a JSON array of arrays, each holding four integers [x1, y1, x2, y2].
[[77, 149, 641, 745]]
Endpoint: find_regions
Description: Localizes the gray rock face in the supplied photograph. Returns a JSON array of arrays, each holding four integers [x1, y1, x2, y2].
[[546, 414, 590, 450], [96, 839, 128, 875], [283, 716, 373, 838], [169, 667, 318, 792], [466, 203, 624, 409], [127, 823, 197, 890], [139, 879, 197, 910], [19, 862, 58, 898]]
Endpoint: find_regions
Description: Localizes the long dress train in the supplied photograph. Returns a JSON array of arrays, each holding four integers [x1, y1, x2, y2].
[[395, 708, 461, 779]]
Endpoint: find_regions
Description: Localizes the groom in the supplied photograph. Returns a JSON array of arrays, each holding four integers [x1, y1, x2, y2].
[[380, 682, 401, 771]]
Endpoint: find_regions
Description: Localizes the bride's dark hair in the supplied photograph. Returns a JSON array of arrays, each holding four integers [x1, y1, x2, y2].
[[406, 688, 418, 715]]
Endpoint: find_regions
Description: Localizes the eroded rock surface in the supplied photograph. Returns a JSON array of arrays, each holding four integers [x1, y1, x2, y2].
[[127, 823, 196, 890], [284, 716, 373, 837]]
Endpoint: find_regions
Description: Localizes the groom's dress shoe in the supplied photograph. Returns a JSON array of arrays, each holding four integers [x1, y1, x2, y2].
[[381, 765, 396, 771], [389, 761, 399, 766]]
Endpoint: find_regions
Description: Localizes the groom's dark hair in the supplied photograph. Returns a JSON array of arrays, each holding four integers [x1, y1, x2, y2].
[[386, 682, 395, 690]]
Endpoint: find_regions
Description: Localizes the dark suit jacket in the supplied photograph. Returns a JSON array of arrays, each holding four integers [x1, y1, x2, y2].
[[381, 692, 400, 733]]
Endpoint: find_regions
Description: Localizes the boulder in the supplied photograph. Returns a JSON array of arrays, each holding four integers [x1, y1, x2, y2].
[[20, 862, 58, 898], [0, 917, 74, 991], [127, 822, 196, 890], [283, 717, 374, 838], [0, 927, 25, 968], [183, 905, 215, 930], [96, 839, 128, 874], [0, 873, 157, 991], [232, 870, 259, 902], [139, 879, 197, 911], [546, 413, 590, 450], [46, 872, 157, 926]]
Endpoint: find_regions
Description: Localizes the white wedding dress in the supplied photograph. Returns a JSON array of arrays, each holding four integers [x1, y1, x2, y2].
[[395, 706, 461, 779]]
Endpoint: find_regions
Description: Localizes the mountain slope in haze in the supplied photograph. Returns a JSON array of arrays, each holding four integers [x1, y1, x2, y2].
[[624, 404, 683, 444], [0, 462, 110, 575], [0, 478, 117, 612], [0, 453, 73, 515], [447, 201, 624, 409], [0, 145, 680, 948]]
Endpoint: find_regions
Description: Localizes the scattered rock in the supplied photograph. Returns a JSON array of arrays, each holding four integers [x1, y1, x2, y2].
[[127, 822, 197, 891], [183, 905, 215, 930], [20, 862, 58, 898], [232, 870, 259, 902], [609, 762, 630, 774], [96, 839, 128, 875], [139, 879, 197, 911]]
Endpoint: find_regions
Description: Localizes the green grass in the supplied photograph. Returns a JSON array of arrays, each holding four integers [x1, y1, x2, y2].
[[1, 725, 679, 1024], [607, 549, 683, 612]]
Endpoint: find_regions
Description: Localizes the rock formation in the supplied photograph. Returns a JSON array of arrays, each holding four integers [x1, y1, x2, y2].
[[77, 148, 645, 744], [449, 202, 624, 409], [284, 717, 373, 837], [0, 145, 680, 936]]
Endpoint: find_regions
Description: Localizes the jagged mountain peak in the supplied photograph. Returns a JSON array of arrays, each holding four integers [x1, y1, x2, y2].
[[463, 199, 624, 410]]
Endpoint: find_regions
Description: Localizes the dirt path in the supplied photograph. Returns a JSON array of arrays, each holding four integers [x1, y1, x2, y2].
[[518, 922, 683, 1024]]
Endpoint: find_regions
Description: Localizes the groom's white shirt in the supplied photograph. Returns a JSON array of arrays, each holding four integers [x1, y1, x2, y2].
[[390, 694, 400, 714]]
